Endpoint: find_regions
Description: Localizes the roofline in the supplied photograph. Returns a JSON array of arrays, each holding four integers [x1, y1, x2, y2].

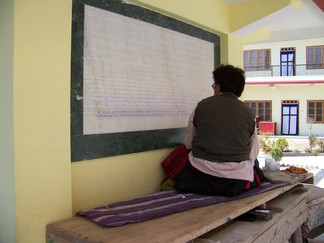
[[245, 76, 324, 86], [246, 80, 324, 85]]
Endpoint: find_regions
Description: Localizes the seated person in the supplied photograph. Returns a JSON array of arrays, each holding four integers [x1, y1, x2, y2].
[[174, 64, 264, 197]]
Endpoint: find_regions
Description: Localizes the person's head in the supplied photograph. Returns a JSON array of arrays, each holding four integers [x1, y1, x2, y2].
[[212, 64, 245, 97]]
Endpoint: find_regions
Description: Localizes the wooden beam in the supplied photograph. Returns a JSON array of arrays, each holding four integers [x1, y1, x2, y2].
[[198, 186, 308, 243]]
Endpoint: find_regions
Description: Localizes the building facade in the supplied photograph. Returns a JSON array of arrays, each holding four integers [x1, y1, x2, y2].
[[243, 37, 324, 136]]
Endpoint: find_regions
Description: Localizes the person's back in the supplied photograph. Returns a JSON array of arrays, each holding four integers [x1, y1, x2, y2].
[[173, 64, 264, 197], [192, 93, 255, 162]]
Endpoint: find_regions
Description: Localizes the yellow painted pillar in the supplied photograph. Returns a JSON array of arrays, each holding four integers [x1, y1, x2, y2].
[[13, 0, 73, 242]]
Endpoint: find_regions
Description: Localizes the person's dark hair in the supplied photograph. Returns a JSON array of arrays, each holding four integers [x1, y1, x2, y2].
[[212, 64, 245, 97]]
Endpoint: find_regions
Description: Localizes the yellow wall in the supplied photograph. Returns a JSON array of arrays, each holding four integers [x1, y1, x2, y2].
[[229, 0, 291, 32], [71, 0, 234, 213], [72, 148, 171, 212], [126, 0, 230, 34], [13, 0, 73, 242], [7, 0, 258, 242], [227, 34, 244, 67]]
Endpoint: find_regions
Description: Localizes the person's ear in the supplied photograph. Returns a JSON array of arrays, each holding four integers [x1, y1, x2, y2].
[[215, 84, 221, 95]]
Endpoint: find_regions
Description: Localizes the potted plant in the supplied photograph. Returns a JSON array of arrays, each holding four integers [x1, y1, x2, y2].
[[270, 147, 283, 162]]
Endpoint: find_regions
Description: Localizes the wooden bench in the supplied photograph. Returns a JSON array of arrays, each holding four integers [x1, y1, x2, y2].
[[46, 183, 307, 243], [197, 185, 308, 243]]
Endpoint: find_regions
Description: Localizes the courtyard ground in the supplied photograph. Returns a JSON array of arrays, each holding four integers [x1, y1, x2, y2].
[[258, 135, 324, 188], [257, 136, 324, 241]]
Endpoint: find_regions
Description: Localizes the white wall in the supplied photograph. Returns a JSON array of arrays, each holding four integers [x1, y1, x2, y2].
[[243, 37, 324, 136], [243, 84, 324, 136], [244, 37, 324, 65]]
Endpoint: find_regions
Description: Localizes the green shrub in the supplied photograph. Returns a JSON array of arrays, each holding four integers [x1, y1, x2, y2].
[[309, 135, 317, 150], [317, 138, 324, 152], [270, 147, 283, 162], [259, 136, 273, 152], [275, 138, 289, 151]]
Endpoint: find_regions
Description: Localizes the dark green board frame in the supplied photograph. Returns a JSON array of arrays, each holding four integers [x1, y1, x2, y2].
[[71, 0, 220, 162]]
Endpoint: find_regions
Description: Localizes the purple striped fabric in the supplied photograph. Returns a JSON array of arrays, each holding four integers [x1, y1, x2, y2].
[[76, 182, 286, 227]]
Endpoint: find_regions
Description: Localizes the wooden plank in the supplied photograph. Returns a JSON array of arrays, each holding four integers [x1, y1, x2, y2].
[[198, 185, 308, 243], [46, 183, 298, 243], [291, 227, 303, 243], [303, 184, 324, 233]]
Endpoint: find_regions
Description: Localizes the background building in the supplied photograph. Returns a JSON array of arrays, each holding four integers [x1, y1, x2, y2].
[[1, 0, 323, 242], [236, 0, 324, 136], [243, 38, 324, 136]]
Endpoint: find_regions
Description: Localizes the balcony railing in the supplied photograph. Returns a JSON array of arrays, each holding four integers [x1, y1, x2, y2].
[[244, 64, 324, 77]]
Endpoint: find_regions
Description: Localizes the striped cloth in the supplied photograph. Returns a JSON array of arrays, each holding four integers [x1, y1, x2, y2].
[[76, 182, 285, 227]]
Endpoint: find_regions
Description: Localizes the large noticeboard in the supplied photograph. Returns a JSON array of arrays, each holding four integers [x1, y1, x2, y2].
[[71, 0, 220, 161]]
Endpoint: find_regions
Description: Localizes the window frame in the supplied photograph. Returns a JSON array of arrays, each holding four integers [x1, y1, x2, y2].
[[306, 45, 324, 69], [307, 100, 324, 124], [244, 100, 272, 121], [244, 49, 271, 71]]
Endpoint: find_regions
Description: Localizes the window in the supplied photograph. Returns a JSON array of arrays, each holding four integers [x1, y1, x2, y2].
[[244, 49, 271, 71], [280, 48, 295, 76], [245, 100, 272, 121], [307, 100, 324, 123], [306, 45, 324, 69]]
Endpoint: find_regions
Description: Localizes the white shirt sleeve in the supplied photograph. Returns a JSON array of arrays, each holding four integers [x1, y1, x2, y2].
[[249, 129, 259, 162], [184, 108, 196, 149]]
